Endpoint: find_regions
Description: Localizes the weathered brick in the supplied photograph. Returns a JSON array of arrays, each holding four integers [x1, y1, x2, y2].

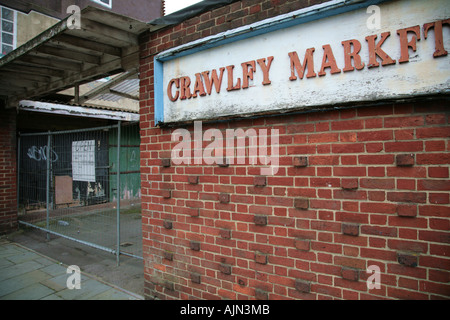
[[342, 178, 359, 190], [255, 251, 268, 264], [396, 154, 415, 166], [397, 204, 417, 217], [294, 198, 309, 210], [397, 252, 418, 267], [342, 223, 360, 236], [341, 267, 360, 281], [163, 251, 173, 261], [190, 241, 201, 251], [254, 215, 268, 226], [293, 156, 308, 167], [254, 176, 267, 187], [219, 228, 232, 239], [161, 158, 171, 167], [191, 273, 201, 284], [295, 279, 311, 293], [219, 193, 230, 203], [163, 220, 173, 229], [188, 175, 199, 184], [219, 263, 232, 275], [294, 238, 311, 251], [255, 288, 268, 300], [162, 190, 172, 199]]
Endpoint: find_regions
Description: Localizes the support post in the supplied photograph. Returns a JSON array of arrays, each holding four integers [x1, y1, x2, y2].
[[46, 131, 51, 241], [116, 121, 121, 266]]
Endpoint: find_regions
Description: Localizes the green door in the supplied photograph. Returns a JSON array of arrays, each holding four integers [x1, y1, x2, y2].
[[109, 124, 141, 201]]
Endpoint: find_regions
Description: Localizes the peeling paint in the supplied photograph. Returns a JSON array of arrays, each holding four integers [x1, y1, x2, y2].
[[158, 0, 450, 124]]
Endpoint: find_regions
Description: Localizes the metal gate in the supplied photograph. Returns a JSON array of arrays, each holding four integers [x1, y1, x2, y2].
[[17, 122, 142, 263]]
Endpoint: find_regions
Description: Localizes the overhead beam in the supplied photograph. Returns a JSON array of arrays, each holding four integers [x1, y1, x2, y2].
[[109, 89, 139, 101], [79, 18, 139, 46], [18, 55, 82, 72], [55, 34, 122, 57], [2, 63, 66, 78], [79, 69, 138, 104], [0, 71, 51, 83], [36, 45, 101, 65], [18, 57, 124, 101]]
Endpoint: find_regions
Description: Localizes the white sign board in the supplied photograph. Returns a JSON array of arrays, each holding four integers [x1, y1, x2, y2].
[[155, 0, 450, 124], [72, 140, 96, 182]]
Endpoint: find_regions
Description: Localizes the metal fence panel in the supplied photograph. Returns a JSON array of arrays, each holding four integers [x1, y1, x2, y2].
[[18, 123, 142, 262]]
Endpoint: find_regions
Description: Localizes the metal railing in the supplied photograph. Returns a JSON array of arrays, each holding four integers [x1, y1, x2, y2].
[[17, 122, 142, 264]]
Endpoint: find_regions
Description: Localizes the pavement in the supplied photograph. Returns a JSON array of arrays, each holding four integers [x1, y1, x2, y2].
[[0, 231, 144, 300]]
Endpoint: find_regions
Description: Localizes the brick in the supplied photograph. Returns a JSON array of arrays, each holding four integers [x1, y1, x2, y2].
[[387, 192, 426, 203], [397, 253, 418, 267], [163, 281, 174, 291], [342, 223, 359, 236], [163, 251, 173, 261], [254, 176, 267, 187], [341, 178, 358, 190], [255, 252, 268, 265], [219, 263, 232, 275], [191, 273, 201, 284], [294, 238, 311, 251], [219, 228, 232, 239], [190, 241, 201, 251], [396, 154, 415, 166], [161, 158, 171, 167], [294, 198, 309, 210], [295, 279, 311, 293], [293, 156, 308, 167], [219, 193, 230, 203], [341, 267, 360, 282], [418, 180, 450, 191], [397, 204, 417, 217], [254, 215, 268, 226], [163, 220, 173, 229], [255, 288, 269, 300], [188, 175, 199, 184], [161, 190, 172, 199]]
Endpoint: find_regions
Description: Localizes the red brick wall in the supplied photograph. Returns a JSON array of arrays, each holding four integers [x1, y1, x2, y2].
[[139, 0, 450, 300], [0, 106, 17, 234]]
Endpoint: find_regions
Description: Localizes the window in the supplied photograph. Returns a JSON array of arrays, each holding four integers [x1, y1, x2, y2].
[[90, 0, 112, 9], [0, 6, 17, 58]]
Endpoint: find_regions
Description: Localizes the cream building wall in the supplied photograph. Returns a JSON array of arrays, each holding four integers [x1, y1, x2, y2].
[[16, 10, 58, 47], [15, 10, 139, 112]]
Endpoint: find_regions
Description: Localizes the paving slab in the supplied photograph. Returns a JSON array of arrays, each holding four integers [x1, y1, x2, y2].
[[0, 240, 143, 300]]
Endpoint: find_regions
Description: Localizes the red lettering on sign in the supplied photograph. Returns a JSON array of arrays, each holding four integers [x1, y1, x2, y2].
[[397, 25, 421, 63], [341, 39, 365, 72], [226, 65, 241, 91], [365, 32, 397, 68], [257, 56, 274, 85], [318, 44, 341, 76], [424, 19, 450, 57], [288, 49, 316, 81], [167, 78, 180, 102], [192, 73, 206, 98], [241, 61, 256, 89], [202, 68, 225, 95]]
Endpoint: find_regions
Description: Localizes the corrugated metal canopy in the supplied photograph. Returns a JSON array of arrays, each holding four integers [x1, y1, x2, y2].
[[0, 6, 148, 108]]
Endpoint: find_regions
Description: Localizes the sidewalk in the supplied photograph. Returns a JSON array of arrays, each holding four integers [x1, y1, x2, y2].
[[0, 240, 143, 300]]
